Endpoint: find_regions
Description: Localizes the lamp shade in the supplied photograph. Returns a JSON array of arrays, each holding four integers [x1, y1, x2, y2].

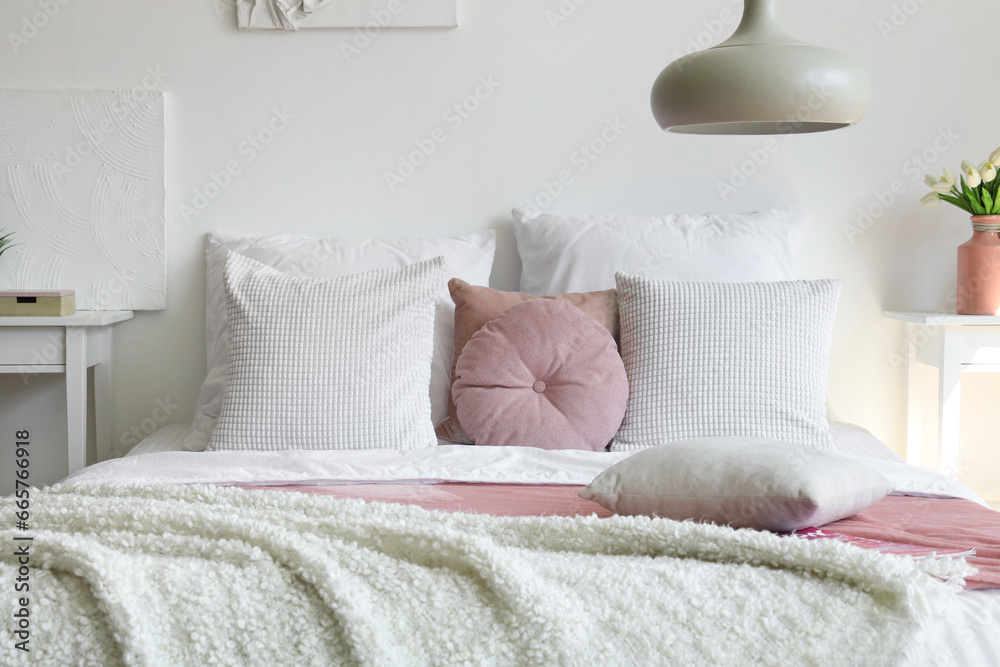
[[651, 0, 871, 135]]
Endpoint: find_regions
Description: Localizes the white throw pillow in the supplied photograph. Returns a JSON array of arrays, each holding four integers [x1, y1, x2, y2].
[[611, 273, 841, 452], [579, 437, 894, 532], [512, 208, 804, 295], [185, 230, 496, 452], [210, 253, 446, 451]]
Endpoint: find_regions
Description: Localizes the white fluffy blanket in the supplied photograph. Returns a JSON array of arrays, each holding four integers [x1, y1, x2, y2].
[[0, 484, 972, 666]]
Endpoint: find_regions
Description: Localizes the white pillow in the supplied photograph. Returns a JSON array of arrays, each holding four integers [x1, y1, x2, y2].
[[185, 230, 496, 452], [210, 253, 446, 451], [512, 208, 804, 295], [579, 437, 894, 532], [611, 273, 841, 452], [830, 422, 904, 463]]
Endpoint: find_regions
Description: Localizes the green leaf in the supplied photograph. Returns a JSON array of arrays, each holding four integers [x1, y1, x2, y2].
[[940, 193, 974, 213], [962, 179, 987, 214], [984, 189, 995, 214], [0, 230, 17, 259]]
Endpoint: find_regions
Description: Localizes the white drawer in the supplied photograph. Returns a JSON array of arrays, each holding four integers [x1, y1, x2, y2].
[[0, 327, 65, 365]]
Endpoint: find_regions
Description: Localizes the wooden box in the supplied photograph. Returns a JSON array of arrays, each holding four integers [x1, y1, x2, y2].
[[0, 290, 76, 317]]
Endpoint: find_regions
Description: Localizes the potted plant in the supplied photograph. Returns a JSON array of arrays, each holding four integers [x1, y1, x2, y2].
[[921, 149, 1000, 315], [0, 228, 16, 291]]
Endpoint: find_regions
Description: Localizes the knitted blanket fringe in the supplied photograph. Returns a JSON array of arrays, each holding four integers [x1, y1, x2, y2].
[[0, 484, 973, 666]]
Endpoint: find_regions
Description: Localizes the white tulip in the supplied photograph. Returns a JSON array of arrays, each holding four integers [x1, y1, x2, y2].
[[965, 165, 983, 188], [926, 168, 958, 193], [983, 162, 998, 183], [921, 192, 942, 208], [990, 148, 1000, 167], [963, 160, 977, 174]]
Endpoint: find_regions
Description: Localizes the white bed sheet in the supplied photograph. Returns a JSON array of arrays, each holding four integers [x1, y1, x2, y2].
[[128, 422, 192, 455], [86, 423, 986, 508], [75, 443, 637, 487], [83, 422, 999, 667]]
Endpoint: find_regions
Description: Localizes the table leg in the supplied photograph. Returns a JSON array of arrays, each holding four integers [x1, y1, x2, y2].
[[65, 327, 87, 474], [938, 327, 962, 480], [905, 324, 923, 466], [94, 328, 112, 463]]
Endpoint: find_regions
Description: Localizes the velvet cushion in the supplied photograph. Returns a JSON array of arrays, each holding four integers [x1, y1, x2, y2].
[[437, 279, 619, 443], [579, 437, 894, 532], [452, 299, 628, 451]]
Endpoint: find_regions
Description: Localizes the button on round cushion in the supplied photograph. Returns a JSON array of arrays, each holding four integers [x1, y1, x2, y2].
[[452, 299, 629, 451]]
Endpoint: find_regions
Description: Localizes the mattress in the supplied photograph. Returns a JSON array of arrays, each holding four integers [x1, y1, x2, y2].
[[96, 421, 1000, 667]]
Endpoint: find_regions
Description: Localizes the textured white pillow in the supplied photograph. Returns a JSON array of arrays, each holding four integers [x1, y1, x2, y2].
[[579, 437, 894, 532], [210, 253, 446, 451], [512, 208, 804, 295], [185, 230, 496, 452], [611, 273, 841, 452]]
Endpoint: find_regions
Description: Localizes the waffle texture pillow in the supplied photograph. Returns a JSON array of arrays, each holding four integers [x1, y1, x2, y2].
[[611, 273, 841, 452], [452, 299, 628, 450], [437, 278, 619, 443], [185, 230, 496, 452], [579, 437, 894, 531], [210, 253, 446, 451]]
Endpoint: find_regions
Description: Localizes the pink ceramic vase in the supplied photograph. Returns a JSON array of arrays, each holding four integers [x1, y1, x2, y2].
[[957, 215, 1000, 315]]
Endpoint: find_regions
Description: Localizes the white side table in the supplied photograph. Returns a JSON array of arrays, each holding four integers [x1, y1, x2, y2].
[[0, 311, 133, 474], [884, 310, 1000, 479]]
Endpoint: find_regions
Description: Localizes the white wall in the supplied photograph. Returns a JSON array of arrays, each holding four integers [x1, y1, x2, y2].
[[1, 0, 998, 500]]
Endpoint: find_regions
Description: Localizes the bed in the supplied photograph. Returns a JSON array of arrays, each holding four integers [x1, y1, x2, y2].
[[3, 209, 999, 666]]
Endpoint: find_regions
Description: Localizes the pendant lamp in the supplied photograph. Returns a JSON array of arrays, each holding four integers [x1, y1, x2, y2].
[[650, 0, 871, 135]]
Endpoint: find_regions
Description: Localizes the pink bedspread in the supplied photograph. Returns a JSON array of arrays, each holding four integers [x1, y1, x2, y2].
[[240, 483, 1000, 590], [825, 495, 1000, 591], [239, 483, 613, 517]]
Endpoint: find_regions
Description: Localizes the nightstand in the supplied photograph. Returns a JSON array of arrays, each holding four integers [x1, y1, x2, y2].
[[884, 310, 1000, 479], [0, 311, 133, 474]]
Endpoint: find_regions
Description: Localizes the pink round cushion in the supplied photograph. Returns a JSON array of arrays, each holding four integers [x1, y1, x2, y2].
[[452, 299, 629, 451]]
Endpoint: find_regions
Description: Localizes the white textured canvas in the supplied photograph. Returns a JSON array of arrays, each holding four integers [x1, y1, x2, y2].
[[210, 253, 446, 451], [237, 0, 457, 30], [611, 274, 842, 452], [0, 89, 166, 309]]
